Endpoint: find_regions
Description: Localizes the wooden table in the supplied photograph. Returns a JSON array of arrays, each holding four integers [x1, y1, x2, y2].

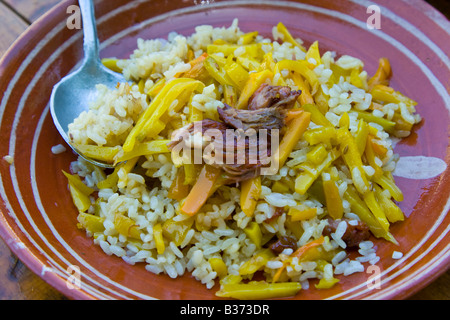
[[0, 0, 449, 300]]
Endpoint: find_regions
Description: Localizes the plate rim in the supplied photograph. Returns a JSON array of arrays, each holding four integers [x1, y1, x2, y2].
[[0, 0, 449, 300]]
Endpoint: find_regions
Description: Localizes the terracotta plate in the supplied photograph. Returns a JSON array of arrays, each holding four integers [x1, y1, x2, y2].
[[0, 0, 449, 300]]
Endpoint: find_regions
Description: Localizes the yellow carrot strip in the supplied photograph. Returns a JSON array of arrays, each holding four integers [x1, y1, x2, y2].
[[314, 87, 330, 115], [275, 22, 306, 52], [239, 31, 259, 45], [303, 126, 336, 146], [117, 156, 140, 188], [243, 222, 262, 249], [276, 60, 319, 95], [301, 104, 333, 127], [370, 84, 417, 107], [315, 276, 340, 290], [183, 163, 198, 186], [153, 223, 165, 255], [374, 185, 405, 223], [339, 112, 350, 129], [209, 257, 228, 279], [114, 214, 141, 240], [223, 85, 238, 108], [225, 59, 250, 91], [272, 181, 290, 194], [62, 171, 94, 196], [374, 173, 404, 202], [364, 135, 384, 180], [322, 178, 344, 219], [72, 144, 120, 163], [77, 212, 105, 233], [355, 110, 396, 132], [235, 69, 273, 109], [344, 186, 398, 244], [368, 58, 391, 89], [363, 190, 390, 232], [305, 41, 322, 69], [147, 78, 166, 98], [288, 207, 317, 221], [162, 217, 194, 246], [97, 166, 120, 190], [350, 68, 366, 89], [114, 140, 170, 164], [180, 165, 222, 216], [277, 111, 311, 167], [354, 119, 369, 155], [101, 58, 123, 73], [291, 72, 314, 105], [273, 236, 324, 283], [336, 128, 370, 194], [295, 148, 340, 195], [123, 78, 204, 152], [68, 181, 92, 212], [306, 144, 327, 165], [240, 176, 261, 217], [168, 168, 190, 201], [237, 56, 261, 71], [258, 52, 276, 73], [216, 281, 302, 300], [96, 158, 138, 192], [239, 248, 275, 276]]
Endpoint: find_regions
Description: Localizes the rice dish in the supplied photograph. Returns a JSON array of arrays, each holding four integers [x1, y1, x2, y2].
[[62, 19, 421, 299]]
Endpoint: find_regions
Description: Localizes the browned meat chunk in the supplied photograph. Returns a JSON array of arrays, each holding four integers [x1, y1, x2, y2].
[[248, 83, 301, 111], [323, 218, 371, 248], [169, 84, 301, 182], [169, 119, 270, 182], [269, 236, 298, 255]]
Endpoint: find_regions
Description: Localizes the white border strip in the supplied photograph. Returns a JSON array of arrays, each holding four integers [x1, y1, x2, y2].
[[0, 0, 449, 300]]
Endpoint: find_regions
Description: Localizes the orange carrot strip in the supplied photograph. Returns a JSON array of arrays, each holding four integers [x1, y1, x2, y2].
[[368, 58, 391, 89], [285, 109, 304, 124], [277, 111, 311, 168], [368, 135, 388, 158], [175, 53, 208, 78], [180, 165, 221, 216], [272, 236, 325, 283]]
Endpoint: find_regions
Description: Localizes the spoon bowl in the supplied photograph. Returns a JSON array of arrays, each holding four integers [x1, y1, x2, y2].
[[50, 0, 125, 168]]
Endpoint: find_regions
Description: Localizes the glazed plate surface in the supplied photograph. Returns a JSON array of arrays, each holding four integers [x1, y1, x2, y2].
[[0, 0, 449, 299]]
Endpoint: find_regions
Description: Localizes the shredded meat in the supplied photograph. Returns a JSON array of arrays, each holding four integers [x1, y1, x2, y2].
[[323, 218, 371, 248], [217, 85, 301, 131], [217, 103, 286, 131], [169, 119, 270, 182], [169, 84, 301, 183]]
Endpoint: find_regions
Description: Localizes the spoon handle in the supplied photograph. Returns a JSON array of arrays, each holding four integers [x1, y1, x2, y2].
[[79, 0, 100, 66]]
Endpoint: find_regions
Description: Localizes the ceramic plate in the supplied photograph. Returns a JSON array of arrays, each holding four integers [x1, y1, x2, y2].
[[0, 0, 449, 300]]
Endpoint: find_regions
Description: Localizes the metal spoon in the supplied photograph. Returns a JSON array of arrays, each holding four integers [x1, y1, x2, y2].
[[50, 0, 125, 168]]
